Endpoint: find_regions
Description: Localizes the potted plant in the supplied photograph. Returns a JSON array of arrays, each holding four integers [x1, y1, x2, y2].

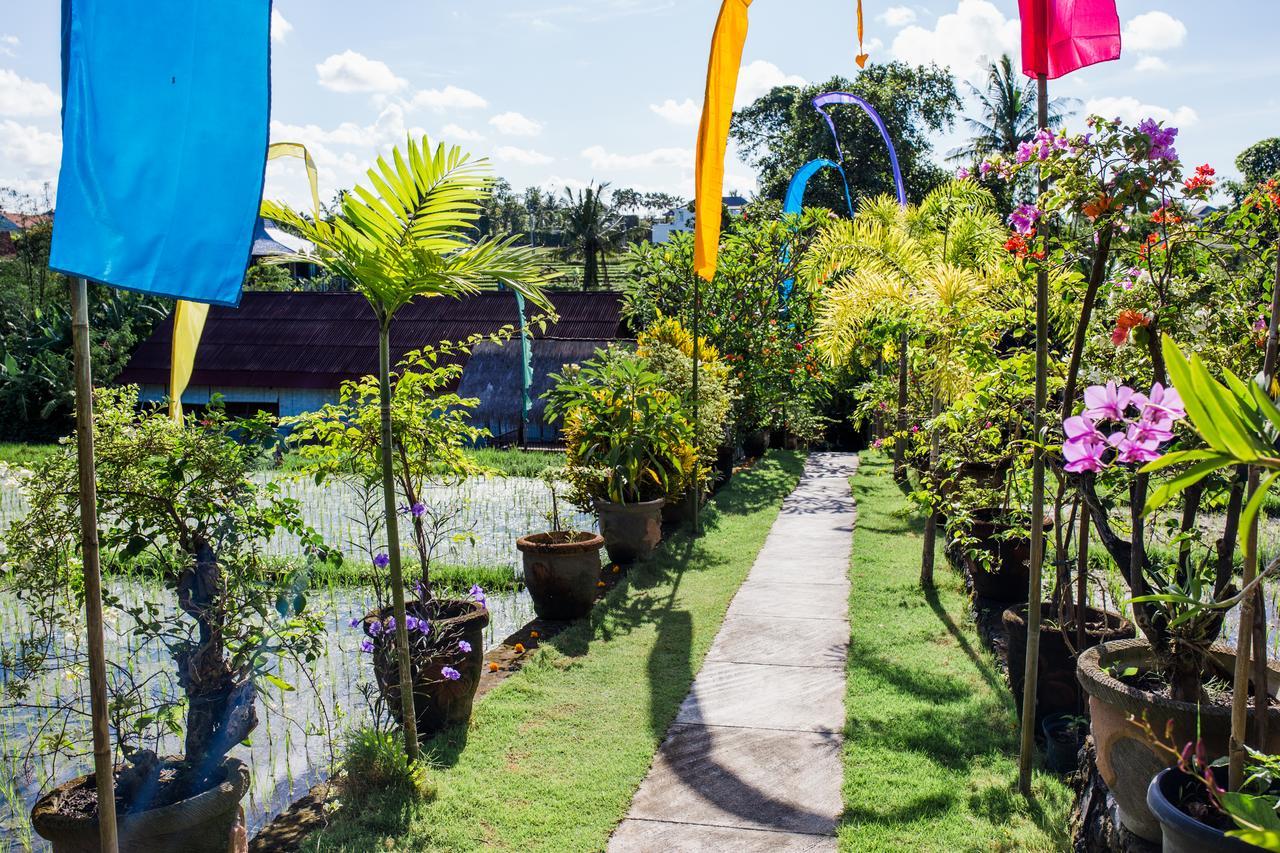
[[3, 389, 330, 852], [288, 338, 506, 740], [1148, 743, 1280, 853], [516, 467, 605, 621], [265, 134, 551, 756], [1042, 713, 1090, 775], [544, 347, 697, 565]]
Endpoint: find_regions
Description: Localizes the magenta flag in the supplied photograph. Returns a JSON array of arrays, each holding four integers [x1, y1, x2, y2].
[[1019, 0, 1121, 80]]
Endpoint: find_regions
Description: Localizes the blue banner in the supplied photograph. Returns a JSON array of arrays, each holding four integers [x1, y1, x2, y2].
[[50, 0, 272, 306]]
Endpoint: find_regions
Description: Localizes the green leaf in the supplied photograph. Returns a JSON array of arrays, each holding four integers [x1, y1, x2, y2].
[[261, 673, 296, 692], [1241, 470, 1280, 548]]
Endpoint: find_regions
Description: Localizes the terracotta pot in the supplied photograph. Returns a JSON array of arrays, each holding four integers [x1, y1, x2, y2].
[[1077, 638, 1280, 842], [367, 598, 489, 739], [517, 531, 604, 621], [1148, 767, 1257, 853], [962, 510, 1051, 603], [594, 497, 664, 564], [1003, 603, 1133, 724], [954, 457, 1013, 490], [32, 757, 249, 853]]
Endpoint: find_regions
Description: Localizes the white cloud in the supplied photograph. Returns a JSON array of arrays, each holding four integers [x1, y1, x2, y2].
[[315, 50, 406, 94], [0, 69, 59, 118], [879, 6, 917, 27], [495, 145, 553, 165], [1084, 96, 1198, 128], [410, 85, 488, 111], [581, 145, 692, 171], [0, 120, 61, 173], [488, 111, 543, 136], [271, 10, 293, 43], [1134, 56, 1169, 74], [649, 98, 700, 127], [0, 35, 18, 57], [890, 0, 1019, 83], [735, 60, 805, 109], [440, 123, 485, 142], [1123, 11, 1187, 53]]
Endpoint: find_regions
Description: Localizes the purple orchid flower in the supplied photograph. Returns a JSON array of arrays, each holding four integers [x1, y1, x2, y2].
[[1063, 436, 1108, 473], [1108, 428, 1163, 464], [1083, 382, 1136, 422], [441, 666, 461, 682], [1133, 383, 1186, 421], [1063, 415, 1105, 446]]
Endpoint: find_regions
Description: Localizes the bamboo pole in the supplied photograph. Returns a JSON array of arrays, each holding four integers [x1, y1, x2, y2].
[[70, 277, 119, 853], [378, 317, 419, 761], [920, 392, 942, 587], [1230, 246, 1280, 789], [692, 271, 702, 535], [1017, 73, 1050, 797]]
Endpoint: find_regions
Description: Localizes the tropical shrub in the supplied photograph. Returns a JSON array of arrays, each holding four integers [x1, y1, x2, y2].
[[543, 347, 697, 507], [0, 388, 332, 802]]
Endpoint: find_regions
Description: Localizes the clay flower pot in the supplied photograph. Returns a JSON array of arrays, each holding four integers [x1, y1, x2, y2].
[[366, 598, 489, 740], [1077, 638, 1280, 842], [961, 510, 1051, 603], [31, 757, 249, 853], [517, 531, 604, 621], [594, 497, 664, 565]]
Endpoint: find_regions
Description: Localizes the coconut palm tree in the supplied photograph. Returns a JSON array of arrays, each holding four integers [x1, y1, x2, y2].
[[559, 182, 625, 290], [262, 135, 552, 759]]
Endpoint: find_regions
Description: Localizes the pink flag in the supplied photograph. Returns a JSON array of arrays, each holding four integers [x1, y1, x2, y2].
[[1019, 0, 1121, 80]]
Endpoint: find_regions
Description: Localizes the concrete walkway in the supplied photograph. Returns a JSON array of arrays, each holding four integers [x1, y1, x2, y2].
[[609, 453, 858, 852]]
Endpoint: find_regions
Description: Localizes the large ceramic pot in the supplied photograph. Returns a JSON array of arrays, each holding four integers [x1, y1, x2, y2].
[[517, 531, 604, 621], [367, 598, 489, 739], [961, 510, 1051, 603], [594, 497, 664, 564], [955, 456, 1013, 490], [1148, 767, 1257, 853], [1003, 603, 1132, 724], [742, 430, 769, 459], [32, 757, 249, 853], [1078, 638, 1280, 842]]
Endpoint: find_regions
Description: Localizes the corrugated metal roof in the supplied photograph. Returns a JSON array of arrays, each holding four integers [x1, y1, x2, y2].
[[117, 290, 630, 389]]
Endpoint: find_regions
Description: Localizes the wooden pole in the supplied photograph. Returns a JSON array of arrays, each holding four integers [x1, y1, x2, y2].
[[691, 272, 702, 535], [920, 392, 942, 587], [378, 317, 419, 761], [1230, 245, 1280, 789], [1017, 73, 1050, 797], [70, 277, 119, 853]]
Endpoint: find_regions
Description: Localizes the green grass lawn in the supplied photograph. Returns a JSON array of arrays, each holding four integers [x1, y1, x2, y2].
[[839, 454, 1072, 852], [303, 451, 806, 852], [0, 442, 60, 467]]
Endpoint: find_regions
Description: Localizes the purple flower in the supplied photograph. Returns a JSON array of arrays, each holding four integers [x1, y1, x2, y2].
[[360, 639, 374, 653], [411, 502, 426, 518], [979, 160, 994, 176], [1256, 317, 1269, 333], [956, 167, 971, 180], [441, 666, 461, 681], [405, 616, 419, 632], [1083, 382, 1136, 422], [369, 620, 383, 636], [386, 616, 396, 632], [348, 616, 361, 628], [1128, 413, 1174, 445], [1108, 427, 1163, 464], [1007, 204, 1042, 236], [1133, 382, 1186, 421], [1064, 415, 1105, 446], [470, 584, 487, 608], [458, 640, 472, 653], [1138, 118, 1178, 161], [1016, 141, 1035, 163], [1063, 435, 1108, 473], [373, 553, 390, 569]]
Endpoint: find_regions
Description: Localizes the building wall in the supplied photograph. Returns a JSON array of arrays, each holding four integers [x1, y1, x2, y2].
[[136, 384, 338, 418]]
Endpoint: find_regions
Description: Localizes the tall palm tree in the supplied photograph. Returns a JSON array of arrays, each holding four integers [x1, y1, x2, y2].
[[950, 54, 1077, 210], [263, 136, 551, 760], [559, 182, 625, 290]]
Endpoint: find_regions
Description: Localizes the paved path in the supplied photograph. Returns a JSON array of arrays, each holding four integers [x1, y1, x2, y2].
[[609, 453, 858, 852]]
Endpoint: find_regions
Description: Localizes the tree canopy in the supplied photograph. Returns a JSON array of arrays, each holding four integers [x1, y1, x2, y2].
[[729, 63, 961, 212]]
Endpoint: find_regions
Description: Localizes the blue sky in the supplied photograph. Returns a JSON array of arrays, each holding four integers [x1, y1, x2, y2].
[[2, 1, 1278, 211]]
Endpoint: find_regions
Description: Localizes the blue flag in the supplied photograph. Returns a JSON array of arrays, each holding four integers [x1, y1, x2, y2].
[[50, 0, 272, 307]]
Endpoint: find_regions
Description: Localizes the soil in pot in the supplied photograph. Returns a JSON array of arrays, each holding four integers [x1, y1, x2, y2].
[[1004, 603, 1133, 724], [1078, 638, 1280, 842], [367, 597, 489, 740], [517, 531, 604, 621], [1147, 766, 1259, 853], [594, 497, 664, 565], [960, 510, 1051, 603], [32, 756, 249, 853]]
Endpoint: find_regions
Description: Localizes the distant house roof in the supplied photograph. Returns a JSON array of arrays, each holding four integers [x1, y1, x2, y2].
[[0, 212, 52, 230], [723, 195, 749, 208], [117, 290, 631, 390], [0, 215, 18, 233], [250, 219, 315, 258]]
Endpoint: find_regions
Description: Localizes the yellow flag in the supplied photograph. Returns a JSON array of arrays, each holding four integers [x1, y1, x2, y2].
[[169, 299, 209, 422], [694, 0, 752, 282]]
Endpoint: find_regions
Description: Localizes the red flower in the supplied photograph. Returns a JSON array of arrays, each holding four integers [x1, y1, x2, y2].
[[1184, 163, 1216, 192], [1112, 309, 1150, 346]]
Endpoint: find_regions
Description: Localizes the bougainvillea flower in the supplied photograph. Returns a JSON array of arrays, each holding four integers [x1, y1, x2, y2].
[[1111, 309, 1150, 346], [1138, 118, 1178, 161], [1083, 382, 1136, 421], [1063, 436, 1108, 473], [1184, 163, 1215, 192], [1008, 203, 1042, 236]]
